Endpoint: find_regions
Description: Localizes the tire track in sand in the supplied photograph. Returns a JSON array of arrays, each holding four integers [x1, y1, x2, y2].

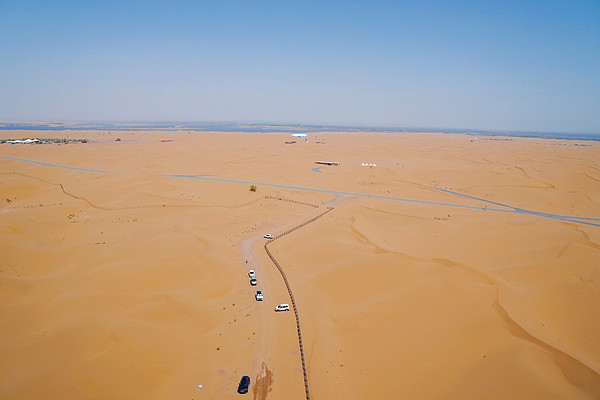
[[239, 195, 345, 400]]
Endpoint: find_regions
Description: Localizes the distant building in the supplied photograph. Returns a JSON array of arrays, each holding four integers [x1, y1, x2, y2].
[[315, 161, 340, 166], [6, 139, 41, 144]]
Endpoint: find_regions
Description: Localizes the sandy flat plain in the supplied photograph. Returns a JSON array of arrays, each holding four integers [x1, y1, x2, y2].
[[1, 129, 599, 399]]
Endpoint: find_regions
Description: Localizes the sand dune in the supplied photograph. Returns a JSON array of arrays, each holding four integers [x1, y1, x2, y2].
[[1, 130, 599, 399]]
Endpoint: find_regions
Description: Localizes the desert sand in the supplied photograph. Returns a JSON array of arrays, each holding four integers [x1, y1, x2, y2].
[[1, 129, 599, 399]]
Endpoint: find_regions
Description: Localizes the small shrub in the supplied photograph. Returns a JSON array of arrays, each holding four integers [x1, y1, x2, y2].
[[249, 184, 257, 192]]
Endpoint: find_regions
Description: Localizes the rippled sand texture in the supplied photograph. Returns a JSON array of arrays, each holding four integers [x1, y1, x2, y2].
[[1, 130, 599, 399]]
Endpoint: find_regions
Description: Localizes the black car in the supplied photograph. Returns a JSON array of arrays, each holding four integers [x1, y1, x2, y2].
[[237, 375, 250, 394]]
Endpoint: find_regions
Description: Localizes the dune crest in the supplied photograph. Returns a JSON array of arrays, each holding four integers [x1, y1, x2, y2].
[[1, 130, 599, 399]]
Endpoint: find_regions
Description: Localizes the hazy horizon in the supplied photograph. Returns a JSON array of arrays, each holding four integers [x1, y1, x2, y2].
[[1, 1, 599, 134], [2, 120, 599, 141]]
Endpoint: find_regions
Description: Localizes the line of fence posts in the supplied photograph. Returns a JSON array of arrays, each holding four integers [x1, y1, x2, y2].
[[264, 206, 334, 400], [264, 195, 320, 208]]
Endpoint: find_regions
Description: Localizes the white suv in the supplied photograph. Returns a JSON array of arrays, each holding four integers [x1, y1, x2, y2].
[[274, 304, 290, 312], [248, 270, 255, 278], [263, 234, 273, 239]]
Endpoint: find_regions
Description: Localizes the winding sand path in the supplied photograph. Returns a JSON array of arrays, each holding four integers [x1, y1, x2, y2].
[[237, 195, 347, 400]]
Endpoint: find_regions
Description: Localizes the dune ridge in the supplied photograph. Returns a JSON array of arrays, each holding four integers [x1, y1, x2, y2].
[[1, 129, 598, 399]]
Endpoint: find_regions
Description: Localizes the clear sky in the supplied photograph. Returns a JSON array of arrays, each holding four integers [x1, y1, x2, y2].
[[1, 0, 599, 133]]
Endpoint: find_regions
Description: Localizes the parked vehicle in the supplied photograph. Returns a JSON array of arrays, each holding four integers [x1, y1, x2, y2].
[[263, 234, 273, 239], [255, 290, 263, 301], [250, 278, 257, 286], [248, 270, 255, 278], [237, 375, 250, 394], [274, 304, 290, 312]]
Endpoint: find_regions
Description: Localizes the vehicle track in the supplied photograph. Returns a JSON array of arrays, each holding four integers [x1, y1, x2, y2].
[[263, 204, 336, 400]]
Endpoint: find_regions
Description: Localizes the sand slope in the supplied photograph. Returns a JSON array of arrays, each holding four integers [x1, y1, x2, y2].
[[1, 130, 599, 399]]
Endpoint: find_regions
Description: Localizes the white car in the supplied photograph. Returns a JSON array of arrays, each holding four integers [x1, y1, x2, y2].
[[250, 278, 257, 286], [255, 291, 263, 301], [274, 304, 290, 312], [263, 234, 273, 239], [248, 270, 255, 278]]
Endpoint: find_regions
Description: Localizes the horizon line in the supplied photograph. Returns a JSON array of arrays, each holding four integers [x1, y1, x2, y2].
[[0, 120, 598, 138]]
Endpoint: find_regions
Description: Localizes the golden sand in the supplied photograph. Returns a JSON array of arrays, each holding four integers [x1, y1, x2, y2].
[[1, 130, 599, 399]]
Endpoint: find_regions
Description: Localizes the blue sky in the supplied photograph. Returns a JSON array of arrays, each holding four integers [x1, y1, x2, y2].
[[1, 0, 599, 133]]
